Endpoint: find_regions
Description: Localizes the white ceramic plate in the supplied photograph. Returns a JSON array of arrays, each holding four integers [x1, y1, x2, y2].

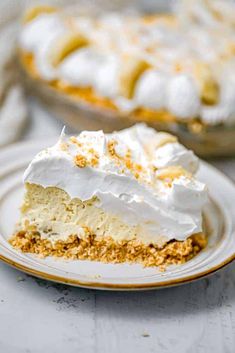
[[0, 140, 234, 290]]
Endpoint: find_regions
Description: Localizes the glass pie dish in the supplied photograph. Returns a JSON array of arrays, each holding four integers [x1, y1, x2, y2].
[[18, 1, 235, 157], [19, 58, 235, 158]]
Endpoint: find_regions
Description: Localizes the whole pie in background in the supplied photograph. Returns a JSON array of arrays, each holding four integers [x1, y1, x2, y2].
[[18, 2, 235, 145]]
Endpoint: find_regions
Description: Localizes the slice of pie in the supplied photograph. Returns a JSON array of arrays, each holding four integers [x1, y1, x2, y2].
[[10, 124, 208, 267]]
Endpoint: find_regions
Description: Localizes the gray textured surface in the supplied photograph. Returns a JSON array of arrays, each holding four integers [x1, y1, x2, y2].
[[0, 103, 235, 353], [0, 260, 235, 353]]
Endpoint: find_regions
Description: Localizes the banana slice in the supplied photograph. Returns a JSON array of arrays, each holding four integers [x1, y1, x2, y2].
[[194, 62, 219, 105], [156, 166, 191, 182], [23, 6, 57, 23], [48, 32, 89, 67], [119, 56, 150, 99], [144, 132, 177, 157], [154, 132, 178, 148]]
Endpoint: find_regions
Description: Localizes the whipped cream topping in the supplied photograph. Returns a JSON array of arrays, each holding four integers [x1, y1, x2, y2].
[[167, 75, 201, 119], [19, 14, 63, 52], [153, 142, 199, 172], [93, 55, 120, 98], [134, 70, 168, 110], [19, 5, 235, 125], [23, 124, 207, 244], [20, 14, 68, 80], [200, 74, 235, 125], [59, 48, 106, 88]]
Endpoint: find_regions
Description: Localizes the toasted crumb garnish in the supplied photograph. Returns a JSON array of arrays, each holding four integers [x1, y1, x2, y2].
[[60, 142, 69, 151], [70, 136, 82, 147], [125, 159, 143, 179], [107, 140, 117, 156], [74, 154, 87, 168], [107, 139, 144, 180], [90, 156, 99, 167], [70, 139, 100, 168], [87, 148, 100, 167]]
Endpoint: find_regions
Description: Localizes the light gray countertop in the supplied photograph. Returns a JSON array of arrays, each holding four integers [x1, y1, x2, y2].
[[0, 101, 235, 353]]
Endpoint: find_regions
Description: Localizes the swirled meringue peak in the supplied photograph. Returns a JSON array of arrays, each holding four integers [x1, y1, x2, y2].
[[23, 124, 207, 245]]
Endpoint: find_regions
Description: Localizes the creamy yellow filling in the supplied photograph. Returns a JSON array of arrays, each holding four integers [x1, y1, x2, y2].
[[19, 184, 170, 246]]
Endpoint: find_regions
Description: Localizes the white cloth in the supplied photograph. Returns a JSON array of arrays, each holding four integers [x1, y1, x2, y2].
[[0, 2, 28, 147]]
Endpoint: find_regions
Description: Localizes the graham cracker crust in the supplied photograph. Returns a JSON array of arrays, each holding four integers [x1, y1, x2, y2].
[[9, 231, 207, 268]]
